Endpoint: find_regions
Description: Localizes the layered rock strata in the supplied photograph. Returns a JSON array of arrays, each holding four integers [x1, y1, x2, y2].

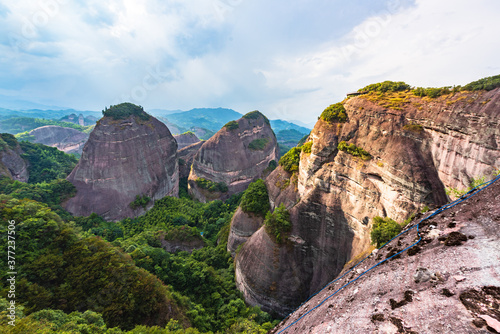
[[174, 132, 200, 150], [188, 111, 279, 202], [234, 88, 500, 316], [65, 109, 178, 221]]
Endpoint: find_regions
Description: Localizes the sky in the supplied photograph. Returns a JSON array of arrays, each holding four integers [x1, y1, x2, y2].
[[0, 0, 499, 123]]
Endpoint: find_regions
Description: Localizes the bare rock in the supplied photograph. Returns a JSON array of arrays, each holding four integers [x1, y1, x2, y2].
[[178, 141, 203, 179], [28, 125, 89, 155], [0, 134, 29, 182], [64, 105, 178, 221], [174, 132, 200, 150], [188, 111, 279, 202]]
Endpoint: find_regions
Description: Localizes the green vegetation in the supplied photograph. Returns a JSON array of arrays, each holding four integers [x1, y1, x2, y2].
[[320, 102, 348, 123], [242, 110, 270, 125], [447, 175, 488, 198], [264, 204, 291, 244], [195, 178, 228, 193], [370, 216, 402, 248], [359, 81, 411, 93], [102, 103, 151, 121], [337, 141, 372, 160], [224, 120, 240, 131], [129, 194, 151, 210], [19, 140, 79, 184], [279, 146, 301, 172], [462, 74, 500, 91], [301, 141, 313, 154], [0, 196, 187, 330], [248, 138, 270, 151], [0, 117, 91, 135], [402, 123, 424, 132], [264, 160, 278, 174], [412, 86, 454, 98], [240, 179, 270, 217]]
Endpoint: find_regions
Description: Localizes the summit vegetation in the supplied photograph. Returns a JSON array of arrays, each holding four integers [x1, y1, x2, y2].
[[102, 103, 151, 121]]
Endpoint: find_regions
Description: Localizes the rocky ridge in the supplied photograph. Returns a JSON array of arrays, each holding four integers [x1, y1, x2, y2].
[[28, 125, 89, 155], [64, 104, 178, 221], [271, 176, 500, 334], [233, 88, 500, 317], [188, 111, 279, 202], [174, 132, 200, 150], [0, 134, 29, 182]]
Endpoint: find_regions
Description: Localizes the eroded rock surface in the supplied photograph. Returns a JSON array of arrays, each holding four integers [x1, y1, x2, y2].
[[0, 135, 29, 182], [28, 125, 89, 155], [234, 88, 500, 316], [174, 132, 200, 150], [65, 110, 178, 221], [188, 111, 279, 202], [271, 177, 500, 333]]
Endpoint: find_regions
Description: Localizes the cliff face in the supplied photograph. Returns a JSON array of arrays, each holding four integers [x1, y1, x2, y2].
[[188, 111, 279, 202], [178, 141, 203, 179], [29, 125, 89, 155], [64, 109, 178, 221], [174, 132, 200, 150], [233, 88, 500, 317], [272, 177, 500, 334], [0, 135, 29, 182]]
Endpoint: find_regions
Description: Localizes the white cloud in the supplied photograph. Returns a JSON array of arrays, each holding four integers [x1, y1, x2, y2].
[[0, 0, 498, 123]]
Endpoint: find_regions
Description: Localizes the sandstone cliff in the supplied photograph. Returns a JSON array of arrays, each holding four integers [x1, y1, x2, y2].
[[64, 103, 178, 221], [188, 111, 279, 202], [178, 141, 203, 179], [174, 132, 200, 150], [233, 87, 500, 317], [271, 176, 500, 333], [28, 125, 89, 155], [0, 134, 29, 182]]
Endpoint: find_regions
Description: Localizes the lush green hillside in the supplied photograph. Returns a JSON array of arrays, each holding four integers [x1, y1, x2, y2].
[[0, 117, 93, 135], [0, 135, 276, 333]]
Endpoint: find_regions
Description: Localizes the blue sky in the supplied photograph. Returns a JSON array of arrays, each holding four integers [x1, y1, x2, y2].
[[0, 0, 499, 123]]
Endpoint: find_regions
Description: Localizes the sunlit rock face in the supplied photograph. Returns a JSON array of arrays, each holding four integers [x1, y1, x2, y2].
[[233, 88, 500, 316]]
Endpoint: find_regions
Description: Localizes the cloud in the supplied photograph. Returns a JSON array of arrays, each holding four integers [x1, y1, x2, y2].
[[0, 0, 498, 123]]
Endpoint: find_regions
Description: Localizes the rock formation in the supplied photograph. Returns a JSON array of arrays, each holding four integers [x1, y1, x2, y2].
[[0, 134, 29, 182], [64, 103, 178, 221], [188, 111, 279, 202], [28, 125, 89, 155], [174, 132, 200, 150], [233, 87, 500, 316], [271, 177, 500, 333], [178, 141, 203, 179]]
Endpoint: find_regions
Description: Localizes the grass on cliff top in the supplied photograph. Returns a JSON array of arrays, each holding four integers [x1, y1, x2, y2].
[[240, 179, 270, 217], [320, 102, 348, 123], [102, 102, 151, 121]]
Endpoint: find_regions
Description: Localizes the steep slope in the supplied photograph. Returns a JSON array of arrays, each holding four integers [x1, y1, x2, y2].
[[174, 131, 201, 149], [27, 125, 89, 155], [272, 176, 500, 333], [233, 87, 500, 317], [188, 111, 279, 202], [0, 133, 29, 182], [64, 103, 178, 221], [178, 141, 203, 179]]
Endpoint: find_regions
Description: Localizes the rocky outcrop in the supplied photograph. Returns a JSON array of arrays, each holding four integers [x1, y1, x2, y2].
[[178, 141, 203, 179], [64, 104, 178, 221], [233, 88, 500, 316], [160, 236, 205, 253], [60, 113, 97, 126], [227, 207, 264, 256], [188, 111, 279, 202], [0, 134, 29, 182], [28, 125, 89, 155], [174, 132, 200, 150], [271, 177, 500, 333]]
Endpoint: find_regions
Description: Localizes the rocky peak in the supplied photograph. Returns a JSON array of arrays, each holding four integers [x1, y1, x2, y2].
[[232, 87, 500, 317], [188, 110, 279, 202], [64, 103, 179, 221], [174, 131, 200, 150]]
